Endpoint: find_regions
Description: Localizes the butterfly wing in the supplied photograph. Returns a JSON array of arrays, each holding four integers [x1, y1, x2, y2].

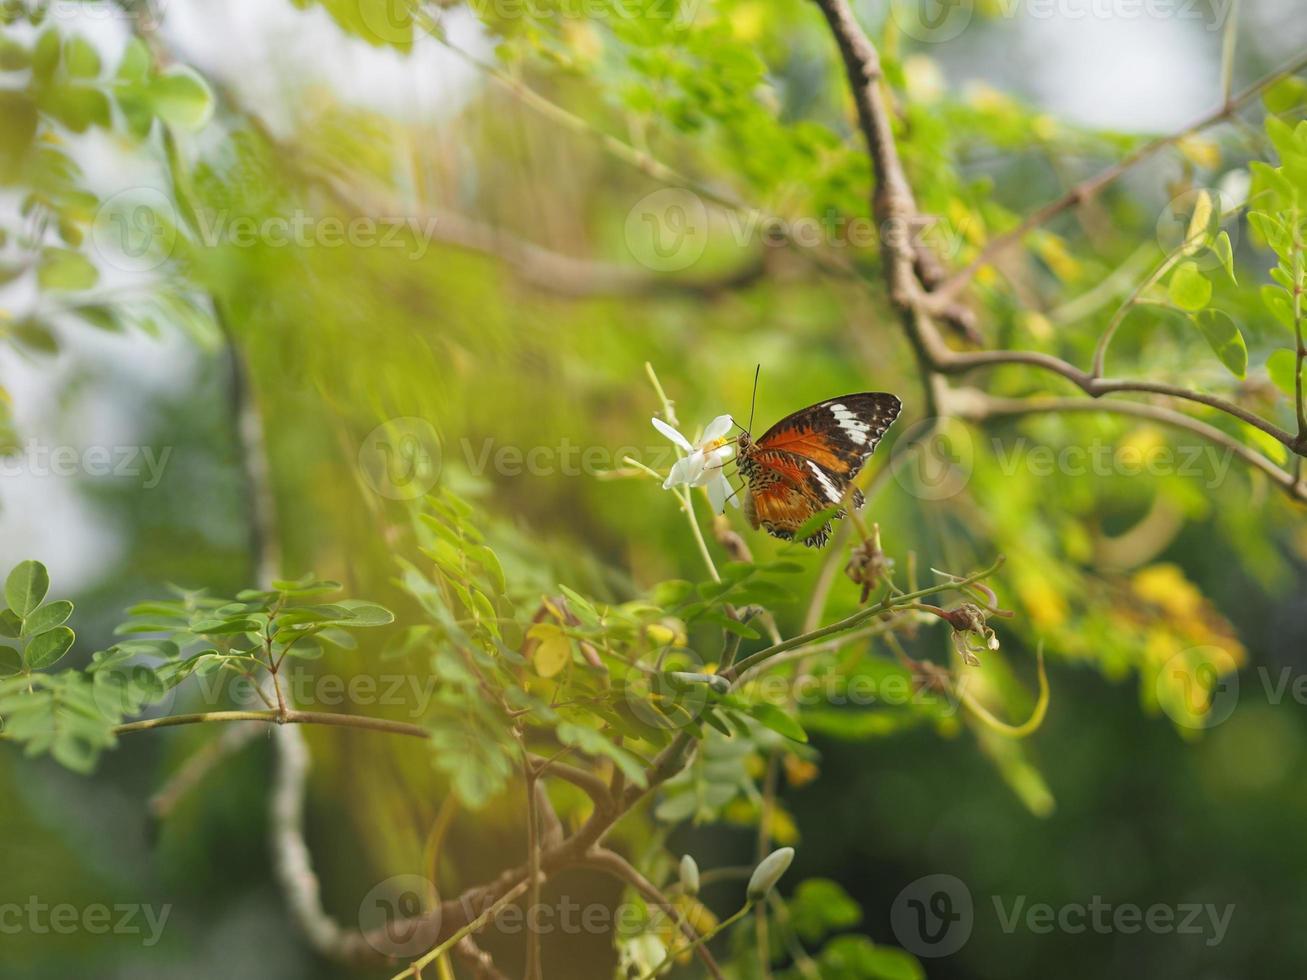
[[744, 392, 902, 547]]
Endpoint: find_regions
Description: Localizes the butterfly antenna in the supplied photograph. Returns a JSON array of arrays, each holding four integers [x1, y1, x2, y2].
[[746, 364, 760, 435]]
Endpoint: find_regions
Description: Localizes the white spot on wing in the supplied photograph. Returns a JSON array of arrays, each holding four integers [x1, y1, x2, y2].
[[829, 403, 872, 446], [807, 460, 842, 503]]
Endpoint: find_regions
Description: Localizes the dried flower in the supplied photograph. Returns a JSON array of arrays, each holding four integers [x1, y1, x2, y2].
[[942, 602, 999, 666]]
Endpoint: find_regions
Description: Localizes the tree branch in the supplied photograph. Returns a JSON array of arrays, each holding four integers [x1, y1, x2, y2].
[[927, 49, 1307, 305], [810, 0, 1307, 500]]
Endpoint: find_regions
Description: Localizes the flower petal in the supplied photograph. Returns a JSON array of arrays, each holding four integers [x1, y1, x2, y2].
[[707, 444, 734, 465], [706, 471, 728, 514], [701, 414, 734, 443], [651, 417, 692, 452], [682, 452, 708, 486], [663, 455, 697, 488]]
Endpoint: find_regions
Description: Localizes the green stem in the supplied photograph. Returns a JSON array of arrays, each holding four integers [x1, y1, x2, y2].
[[113, 709, 430, 739], [959, 646, 1050, 739], [390, 878, 533, 980], [1091, 230, 1203, 378], [724, 557, 1004, 680], [680, 487, 721, 583], [635, 903, 754, 980]]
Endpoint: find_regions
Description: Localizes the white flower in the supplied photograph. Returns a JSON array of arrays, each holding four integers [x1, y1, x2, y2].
[[651, 414, 739, 514]]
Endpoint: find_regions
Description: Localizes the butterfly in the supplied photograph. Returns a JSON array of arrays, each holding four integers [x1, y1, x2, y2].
[[736, 391, 902, 547]]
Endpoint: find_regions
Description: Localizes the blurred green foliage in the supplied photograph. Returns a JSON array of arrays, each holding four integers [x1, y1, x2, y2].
[[1, 0, 1306, 977]]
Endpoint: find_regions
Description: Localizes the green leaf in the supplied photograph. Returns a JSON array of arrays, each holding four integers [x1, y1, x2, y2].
[[65, 36, 101, 78], [190, 618, 260, 635], [0, 37, 30, 71], [37, 246, 98, 291], [1181, 189, 1212, 255], [1167, 262, 1211, 312], [115, 38, 150, 82], [0, 646, 21, 676], [1267, 349, 1305, 398], [528, 623, 572, 678], [790, 878, 863, 944], [817, 935, 925, 980], [1247, 211, 1291, 255], [6, 560, 50, 617], [1193, 310, 1247, 378], [1262, 285, 1297, 332], [556, 721, 648, 787], [0, 610, 22, 638], [147, 67, 214, 130], [26, 626, 75, 669], [334, 599, 394, 626], [1211, 230, 1235, 284], [22, 599, 73, 637], [40, 84, 112, 133], [746, 702, 807, 742], [1263, 75, 1307, 116], [32, 29, 59, 84]]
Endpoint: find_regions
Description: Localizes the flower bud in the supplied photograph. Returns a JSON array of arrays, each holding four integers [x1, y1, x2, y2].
[[679, 855, 700, 897], [747, 847, 794, 903]]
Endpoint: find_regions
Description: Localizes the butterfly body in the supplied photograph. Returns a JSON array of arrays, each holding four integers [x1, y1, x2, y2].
[[737, 392, 902, 547]]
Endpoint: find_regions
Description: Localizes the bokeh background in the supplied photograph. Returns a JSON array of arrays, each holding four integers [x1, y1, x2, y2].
[[2, 0, 1306, 977]]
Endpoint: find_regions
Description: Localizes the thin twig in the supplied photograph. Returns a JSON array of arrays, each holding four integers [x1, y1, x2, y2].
[[929, 48, 1307, 304]]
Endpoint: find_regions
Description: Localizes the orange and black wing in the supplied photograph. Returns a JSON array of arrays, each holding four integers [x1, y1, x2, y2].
[[745, 392, 901, 547]]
